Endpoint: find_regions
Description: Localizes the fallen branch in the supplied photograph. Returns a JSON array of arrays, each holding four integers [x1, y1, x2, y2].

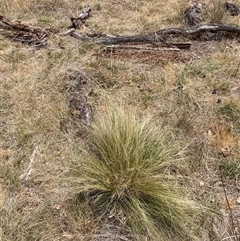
[[101, 23, 240, 44], [156, 23, 240, 36], [69, 23, 240, 48], [62, 28, 76, 36], [104, 44, 181, 52]]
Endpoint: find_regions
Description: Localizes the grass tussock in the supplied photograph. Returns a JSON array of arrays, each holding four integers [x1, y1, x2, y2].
[[69, 106, 204, 240], [1, 0, 240, 240]]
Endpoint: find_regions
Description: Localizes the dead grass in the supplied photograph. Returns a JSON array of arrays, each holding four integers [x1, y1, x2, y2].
[[1, 0, 240, 240]]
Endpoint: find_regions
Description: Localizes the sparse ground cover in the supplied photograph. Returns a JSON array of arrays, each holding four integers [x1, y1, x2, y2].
[[0, 0, 240, 240]]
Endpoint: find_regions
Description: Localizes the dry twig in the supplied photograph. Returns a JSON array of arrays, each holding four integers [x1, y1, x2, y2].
[[20, 145, 39, 181]]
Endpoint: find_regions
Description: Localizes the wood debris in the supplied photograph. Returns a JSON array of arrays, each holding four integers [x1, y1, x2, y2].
[[1, 3, 240, 53], [62, 5, 91, 38], [184, 2, 202, 26], [69, 5, 91, 29], [0, 15, 51, 49], [66, 69, 92, 137], [224, 2, 240, 16]]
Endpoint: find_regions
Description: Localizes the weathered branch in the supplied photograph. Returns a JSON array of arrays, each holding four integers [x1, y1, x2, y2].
[[156, 23, 240, 35], [83, 23, 240, 45]]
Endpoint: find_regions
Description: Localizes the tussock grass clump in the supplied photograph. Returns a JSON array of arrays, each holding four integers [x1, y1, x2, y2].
[[70, 107, 204, 240]]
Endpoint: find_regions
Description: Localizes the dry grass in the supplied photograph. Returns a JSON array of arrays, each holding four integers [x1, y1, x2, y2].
[[1, 0, 240, 240]]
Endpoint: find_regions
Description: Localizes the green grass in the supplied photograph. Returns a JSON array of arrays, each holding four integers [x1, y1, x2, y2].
[[69, 106, 204, 240]]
